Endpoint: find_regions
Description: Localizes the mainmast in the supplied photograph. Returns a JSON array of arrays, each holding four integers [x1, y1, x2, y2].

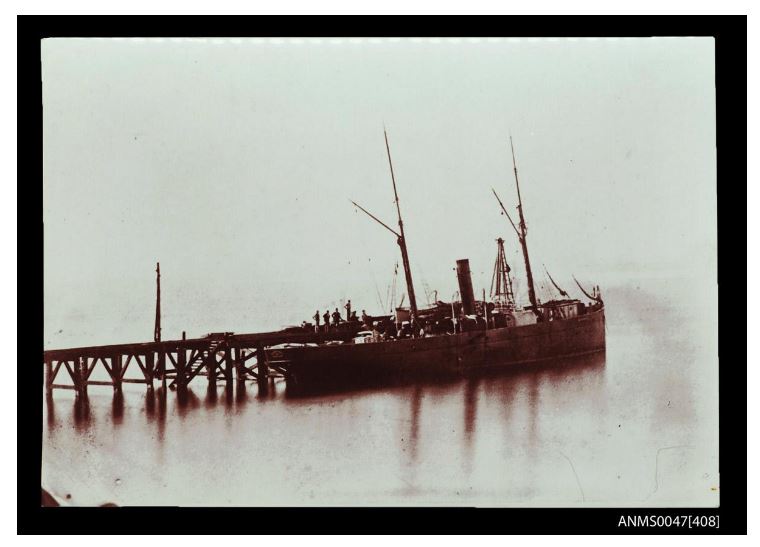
[[384, 129, 419, 324], [349, 129, 419, 327], [509, 137, 540, 314], [154, 262, 161, 342]]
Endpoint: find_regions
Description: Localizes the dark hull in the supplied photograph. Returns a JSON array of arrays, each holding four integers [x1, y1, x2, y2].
[[270, 307, 605, 388]]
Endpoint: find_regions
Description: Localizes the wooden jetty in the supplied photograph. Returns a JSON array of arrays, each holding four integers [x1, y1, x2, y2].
[[43, 263, 357, 397], [42, 329, 358, 397]]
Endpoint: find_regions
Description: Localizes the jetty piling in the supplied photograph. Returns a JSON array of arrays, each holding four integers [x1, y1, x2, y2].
[[256, 343, 269, 384], [145, 352, 154, 388], [112, 354, 122, 392], [224, 341, 234, 385]]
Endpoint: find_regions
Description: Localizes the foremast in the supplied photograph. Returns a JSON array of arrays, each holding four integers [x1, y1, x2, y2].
[[384, 129, 419, 325], [350, 130, 419, 327]]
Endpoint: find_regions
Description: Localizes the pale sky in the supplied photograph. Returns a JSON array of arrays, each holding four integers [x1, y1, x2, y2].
[[42, 37, 716, 347]]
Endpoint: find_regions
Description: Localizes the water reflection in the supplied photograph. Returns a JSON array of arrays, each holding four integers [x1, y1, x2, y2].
[[72, 395, 91, 431], [526, 372, 540, 454], [256, 377, 274, 399], [204, 384, 218, 409], [52, 354, 606, 431], [145, 387, 156, 418], [462, 377, 479, 475], [110, 390, 124, 426], [408, 385, 422, 464], [176, 388, 201, 418], [235, 383, 248, 407], [46, 393, 57, 429], [154, 388, 167, 441], [223, 384, 234, 406]]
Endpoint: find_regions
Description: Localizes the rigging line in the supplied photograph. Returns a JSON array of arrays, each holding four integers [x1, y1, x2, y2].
[[350, 200, 400, 238], [490, 253, 499, 298], [370, 259, 385, 312], [414, 259, 432, 307], [543, 271, 557, 301], [390, 261, 399, 312], [573, 275, 601, 302], [491, 188, 521, 239], [352, 204, 388, 313], [543, 264, 570, 298]]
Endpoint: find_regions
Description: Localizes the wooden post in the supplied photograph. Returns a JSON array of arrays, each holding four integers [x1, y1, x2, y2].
[[207, 346, 217, 387], [112, 354, 123, 392], [145, 352, 154, 387], [159, 350, 167, 390], [77, 357, 88, 398], [45, 360, 53, 396], [176, 349, 187, 391], [256, 344, 269, 383], [235, 348, 248, 400], [224, 344, 234, 385], [234, 347, 245, 386]]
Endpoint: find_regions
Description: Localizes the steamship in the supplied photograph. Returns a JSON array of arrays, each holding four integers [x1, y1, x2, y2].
[[270, 133, 606, 388]]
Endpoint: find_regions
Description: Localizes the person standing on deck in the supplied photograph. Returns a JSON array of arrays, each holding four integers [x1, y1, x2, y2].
[[344, 300, 352, 323], [332, 308, 342, 328], [323, 310, 330, 332], [361, 309, 370, 328], [313, 310, 321, 333]]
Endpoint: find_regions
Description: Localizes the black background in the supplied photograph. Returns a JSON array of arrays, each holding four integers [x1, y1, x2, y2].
[[17, 14, 747, 534]]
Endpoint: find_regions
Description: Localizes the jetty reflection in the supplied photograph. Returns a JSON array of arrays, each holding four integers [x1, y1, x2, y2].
[[45, 351, 606, 441]]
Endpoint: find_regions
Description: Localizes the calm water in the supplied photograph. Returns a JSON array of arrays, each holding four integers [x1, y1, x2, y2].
[[41, 278, 719, 507]]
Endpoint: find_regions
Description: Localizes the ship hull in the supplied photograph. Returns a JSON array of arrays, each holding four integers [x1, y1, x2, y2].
[[269, 307, 606, 388]]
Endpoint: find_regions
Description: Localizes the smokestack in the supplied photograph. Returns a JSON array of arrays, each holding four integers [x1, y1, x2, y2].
[[456, 259, 476, 316]]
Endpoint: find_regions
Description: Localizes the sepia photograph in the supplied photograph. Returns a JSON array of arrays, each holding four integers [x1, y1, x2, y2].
[[37, 33, 721, 512]]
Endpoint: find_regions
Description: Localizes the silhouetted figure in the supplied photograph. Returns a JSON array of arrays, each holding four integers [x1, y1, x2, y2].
[[313, 310, 321, 333], [323, 310, 330, 332], [331, 308, 341, 327], [350, 310, 358, 322], [344, 300, 352, 323], [361, 310, 370, 328]]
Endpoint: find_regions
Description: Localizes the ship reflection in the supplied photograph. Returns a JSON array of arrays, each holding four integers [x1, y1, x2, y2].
[[462, 377, 479, 475], [408, 385, 422, 464], [47, 351, 605, 448]]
